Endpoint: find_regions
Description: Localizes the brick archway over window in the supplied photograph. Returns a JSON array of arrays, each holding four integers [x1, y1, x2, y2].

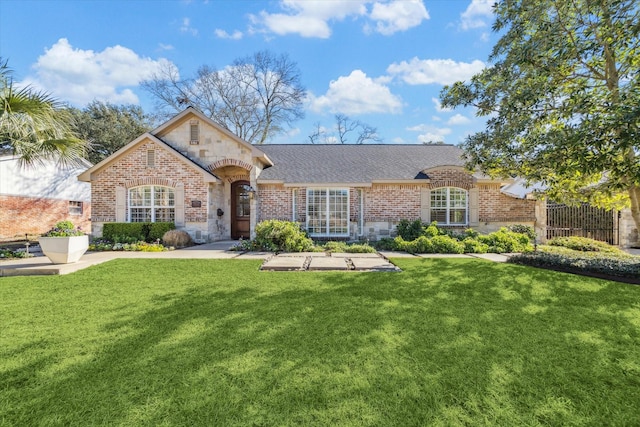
[[124, 177, 179, 189]]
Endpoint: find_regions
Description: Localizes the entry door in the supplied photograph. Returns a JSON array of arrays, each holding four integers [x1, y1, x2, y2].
[[231, 181, 251, 239]]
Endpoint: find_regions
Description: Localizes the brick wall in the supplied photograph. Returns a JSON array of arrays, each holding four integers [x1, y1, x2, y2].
[[91, 140, 208, 234], [257, 184, 292, 221], [477, 183, 536, 222], [364, 184, 422, 221], [0, 195, 91, 240]]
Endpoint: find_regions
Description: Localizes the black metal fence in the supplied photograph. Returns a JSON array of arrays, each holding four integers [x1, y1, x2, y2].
[[546, 202, 619, 245]]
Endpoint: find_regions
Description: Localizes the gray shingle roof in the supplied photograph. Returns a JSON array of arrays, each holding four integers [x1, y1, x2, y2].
[[257, 144, 466, 183]]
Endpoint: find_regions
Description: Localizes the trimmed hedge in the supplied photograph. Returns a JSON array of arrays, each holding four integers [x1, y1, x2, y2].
[[102, 222, 175, 243], [509, 245, 640, 279]]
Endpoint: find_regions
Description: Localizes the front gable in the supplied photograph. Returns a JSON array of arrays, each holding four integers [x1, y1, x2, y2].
[[152, 107, 272, 171], [78, 133, 218, 183]]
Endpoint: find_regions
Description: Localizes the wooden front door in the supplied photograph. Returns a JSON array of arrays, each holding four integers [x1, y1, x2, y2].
[[231, 181, 251, 239]]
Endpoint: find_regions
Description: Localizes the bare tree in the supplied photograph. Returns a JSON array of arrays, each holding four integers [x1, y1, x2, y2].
[[141, 51, 305, 144], [308, 114, 382, 144]]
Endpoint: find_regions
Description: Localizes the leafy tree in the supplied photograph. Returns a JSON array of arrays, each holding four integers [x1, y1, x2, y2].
[[69, 101, 153, 164], [0, 58, 86, 166], [308, 114, 382, 144], [440, 1, 640, 236], [141, 50, 305, 144]]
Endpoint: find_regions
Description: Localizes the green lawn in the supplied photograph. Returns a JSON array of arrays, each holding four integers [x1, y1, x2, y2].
[[1, 258, 639, 426]]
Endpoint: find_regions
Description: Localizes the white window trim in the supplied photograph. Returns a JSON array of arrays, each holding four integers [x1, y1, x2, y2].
[[128, 185, 175, 223], [306, 188, 350, 237], [431, 187, 468, 226]]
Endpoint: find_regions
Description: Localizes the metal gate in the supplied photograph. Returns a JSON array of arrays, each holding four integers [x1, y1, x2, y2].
[[546, 202, 619, 245]]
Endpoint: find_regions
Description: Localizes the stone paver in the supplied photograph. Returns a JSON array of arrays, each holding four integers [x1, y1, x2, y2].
[[378, 251, 418, 258], [351, 257, 399, 271], [330, 252, 379, 258], [468, 253, 511, 263], [278, 252, 327, 257], [235, 251, 272, 260], [260, 256, 306, 271], [308, 257, 349, 271], [417, 253, 472, 259]]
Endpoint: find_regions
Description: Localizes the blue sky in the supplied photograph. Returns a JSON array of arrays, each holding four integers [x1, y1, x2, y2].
[[0, 0, 497, 145]]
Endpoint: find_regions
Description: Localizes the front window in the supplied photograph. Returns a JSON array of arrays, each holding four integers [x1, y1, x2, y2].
[[431, 187, 467, 225], [128, 186, 175, 222], [307, 188, 349, 236]]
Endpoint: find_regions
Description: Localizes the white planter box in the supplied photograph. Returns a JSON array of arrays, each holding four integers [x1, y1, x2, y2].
[[38, 235, 89, 264]]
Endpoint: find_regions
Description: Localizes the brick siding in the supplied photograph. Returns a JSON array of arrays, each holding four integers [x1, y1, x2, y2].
[[0, 195, 91, 240], [91, 141, 208, 225]]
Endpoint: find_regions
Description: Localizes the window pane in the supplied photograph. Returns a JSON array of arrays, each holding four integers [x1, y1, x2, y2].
[[131, 208, 151, 222], [155, 208, 175, 223], [450, 209, 466, 224], [431, 209, 447, 223], [430, 189, 447, 208], [130, 187, 151, 207], [154, 187, 175, 207]]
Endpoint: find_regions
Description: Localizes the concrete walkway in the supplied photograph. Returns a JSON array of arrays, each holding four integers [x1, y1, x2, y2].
[[0, 241, 258, 277], [0, 241, 516, 277]]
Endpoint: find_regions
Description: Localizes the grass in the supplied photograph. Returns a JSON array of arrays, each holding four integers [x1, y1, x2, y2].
[[1, 258, 639, 426]]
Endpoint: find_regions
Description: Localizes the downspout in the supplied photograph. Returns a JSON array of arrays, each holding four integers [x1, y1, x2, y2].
[[359, 189, 364, 238], [292, 189, 296, 222]]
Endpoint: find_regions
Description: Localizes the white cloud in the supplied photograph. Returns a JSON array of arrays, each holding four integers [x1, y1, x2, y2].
[[309, 69, 402, 115], [214, 29, 243, 40], [387, 58, 485, 85], [447, 114, 471, 125], [460, 0, 494, 30], [158, 43, 174, 51], [180, 17, 198, 36], [407, 123, 451, 143], [23, 38, 170, 105], [369, 0, 429, 35], [251, 0, 367, 38], [432, 97, 452, 112], [250, 0, 428, 38]]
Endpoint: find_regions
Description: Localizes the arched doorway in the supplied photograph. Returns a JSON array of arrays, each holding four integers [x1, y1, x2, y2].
[[231, 181, 251, 239]]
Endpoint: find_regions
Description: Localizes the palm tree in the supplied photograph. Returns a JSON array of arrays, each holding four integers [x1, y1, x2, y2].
[[0, 58, 87, 166]]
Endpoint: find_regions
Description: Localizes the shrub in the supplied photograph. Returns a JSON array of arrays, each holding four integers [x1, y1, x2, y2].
[[510, 246, 640, 279], [478, 228, 533, 253], [162, 230, 193, 248], [462, 237, 489, 254], [343, 243, 377, 253], [429, 235, 465, 254], [423, 221, 441, 238], [507, 224, 536, 241], [548, 236, 623, 254], [102, 222, 175, 242], [323, 241, 349, 252], [254, 220, 315, 252], [149, 222, 176, 241], [375, 238, 396, 251], [396, 219, 423, 241]]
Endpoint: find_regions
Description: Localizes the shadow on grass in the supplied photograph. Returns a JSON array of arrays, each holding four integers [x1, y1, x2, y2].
[[1, 258, 640, 426]]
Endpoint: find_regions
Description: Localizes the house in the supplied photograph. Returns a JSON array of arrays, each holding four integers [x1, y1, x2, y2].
[[79, 107, 544, 243], [0, 155, 92, 240]]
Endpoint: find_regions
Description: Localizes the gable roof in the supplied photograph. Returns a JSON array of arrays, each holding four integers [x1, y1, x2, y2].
[[153, 107, 272, 167], [78, 133, 219, 183], [257, 144, 479, 184]]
